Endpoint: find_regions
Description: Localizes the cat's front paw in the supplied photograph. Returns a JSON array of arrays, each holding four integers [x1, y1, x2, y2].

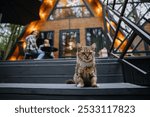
[[92, 84, 97, 87], [77, 83, 84, 88]]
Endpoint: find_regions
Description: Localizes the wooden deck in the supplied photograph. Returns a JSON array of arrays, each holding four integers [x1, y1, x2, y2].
[[0, 58, 149, 100]]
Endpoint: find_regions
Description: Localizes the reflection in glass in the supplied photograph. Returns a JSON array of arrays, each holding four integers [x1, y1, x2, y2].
[[60, 30, 79, 57], [86, 28, 107, 56], [49, 0, 92, 20], [57, 0, 84, 7], [37, 31, 54, 47]]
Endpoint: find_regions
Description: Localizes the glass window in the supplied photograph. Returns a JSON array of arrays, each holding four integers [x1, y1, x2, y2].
[[59, 29, 80, 57], [86, 28, 107, 56], [37, 31, 54, 47], [56, 0, 84, 7], [48, 0, 93, 20]]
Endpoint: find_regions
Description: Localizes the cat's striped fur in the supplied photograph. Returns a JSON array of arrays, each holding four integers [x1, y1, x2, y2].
[[67, 43, 97, 87]]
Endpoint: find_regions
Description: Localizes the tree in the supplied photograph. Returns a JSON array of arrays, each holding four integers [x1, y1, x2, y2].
[[0, 23, 24, 60]]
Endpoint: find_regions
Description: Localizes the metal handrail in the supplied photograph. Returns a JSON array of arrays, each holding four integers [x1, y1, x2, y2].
[[111, 53, 147, 75], [99, 0, 150, 75]]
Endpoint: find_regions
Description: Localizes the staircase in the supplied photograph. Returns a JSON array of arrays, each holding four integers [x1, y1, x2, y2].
[[0, 58, 123, 83], [0, 58, 150, 99]]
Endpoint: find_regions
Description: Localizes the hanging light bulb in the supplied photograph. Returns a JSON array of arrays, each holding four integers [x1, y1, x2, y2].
[[96, 6, 102, 16], [88, 0, 92, 3]]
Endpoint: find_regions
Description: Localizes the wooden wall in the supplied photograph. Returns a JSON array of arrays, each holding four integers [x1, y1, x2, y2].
[[39, 17, 103, 58]]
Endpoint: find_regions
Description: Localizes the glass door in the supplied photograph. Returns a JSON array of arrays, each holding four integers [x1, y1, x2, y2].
[[37, 31, 54, 47], [86, 28, 107, 56], [59, 29, 80, 58]]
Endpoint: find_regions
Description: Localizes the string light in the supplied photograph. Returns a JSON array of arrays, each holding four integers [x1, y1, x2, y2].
[[44, 0, 53, 6]]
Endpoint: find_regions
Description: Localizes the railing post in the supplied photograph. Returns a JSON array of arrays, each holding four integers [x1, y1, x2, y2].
[[112, 0, 116, 9], [120, 32, 137, 59]]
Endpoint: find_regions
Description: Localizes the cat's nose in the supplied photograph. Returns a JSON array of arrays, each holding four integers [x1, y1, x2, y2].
[[85, 54, 88, 57], [85, 54, 89, 59]]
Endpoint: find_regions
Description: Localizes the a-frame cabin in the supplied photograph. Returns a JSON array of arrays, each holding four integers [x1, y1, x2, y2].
[[0, 0, 150, 99], [8, 0, 108, 59]]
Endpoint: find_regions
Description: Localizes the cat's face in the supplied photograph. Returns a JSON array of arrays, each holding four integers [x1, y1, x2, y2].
[[77, 43, 96, 62]]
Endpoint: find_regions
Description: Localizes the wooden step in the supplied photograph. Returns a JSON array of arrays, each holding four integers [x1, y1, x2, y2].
[[0, 83, 150, 99], [0, 58, 124, 83]]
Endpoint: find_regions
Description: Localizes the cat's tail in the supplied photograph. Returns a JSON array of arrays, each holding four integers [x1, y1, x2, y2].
[[66, 79, 75, 84]]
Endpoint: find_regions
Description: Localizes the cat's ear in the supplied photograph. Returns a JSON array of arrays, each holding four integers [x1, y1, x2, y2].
[[77, 43, 82, 51], [91, 43, 96, 51]]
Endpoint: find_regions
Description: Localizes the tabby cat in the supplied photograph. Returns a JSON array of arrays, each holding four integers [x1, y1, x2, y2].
[[67, 43, 97, 87]]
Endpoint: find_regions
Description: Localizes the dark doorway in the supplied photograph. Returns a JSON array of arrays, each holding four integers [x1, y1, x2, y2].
[[59, 29, 80, 58]]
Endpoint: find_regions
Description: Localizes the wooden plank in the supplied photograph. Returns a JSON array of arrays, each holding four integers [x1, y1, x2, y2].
[[0, 83, 149, 99], [0, 83, 149, 95]]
